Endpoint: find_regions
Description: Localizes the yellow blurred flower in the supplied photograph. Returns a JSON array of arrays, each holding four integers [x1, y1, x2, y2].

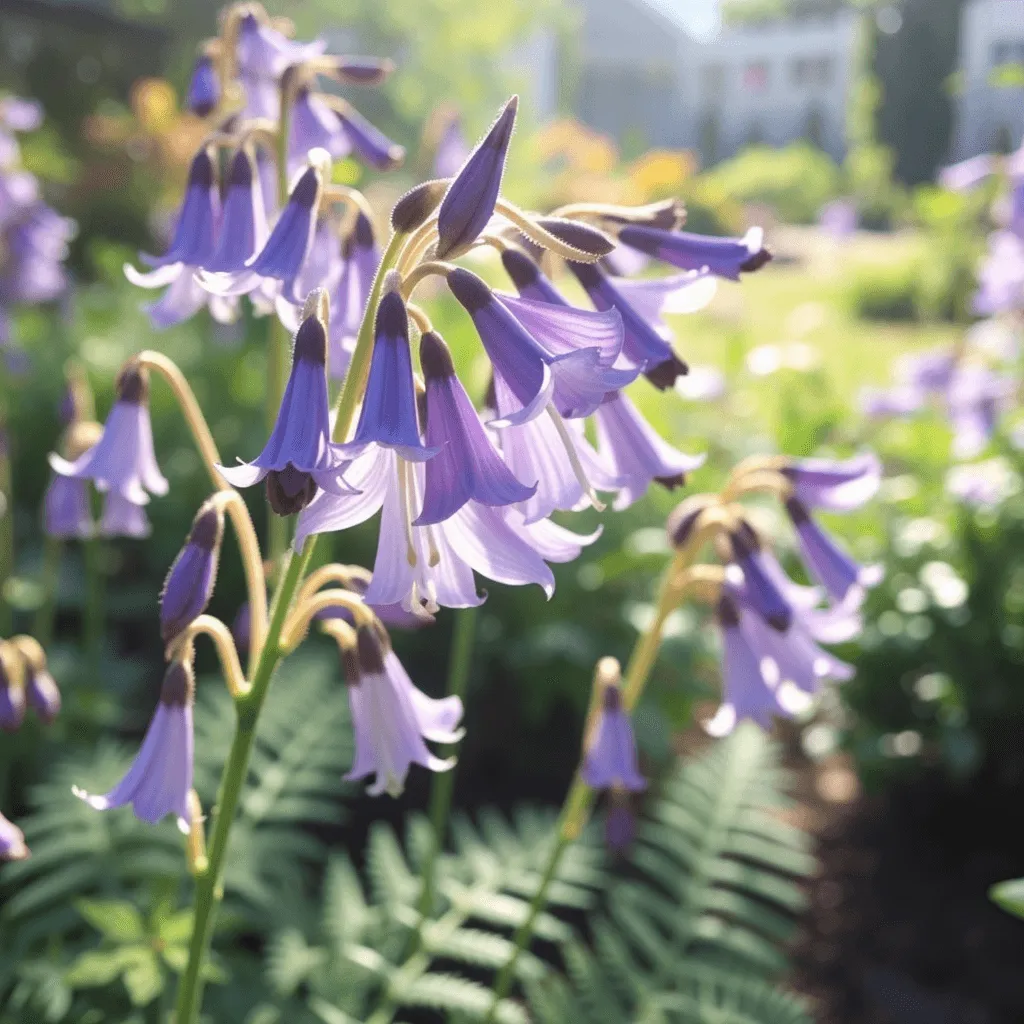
[[132, 78, 178, 135]]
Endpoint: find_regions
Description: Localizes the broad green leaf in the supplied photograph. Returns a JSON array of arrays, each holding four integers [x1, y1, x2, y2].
[[75, 898, 146, 942], [122, 951, 164, 1006], [158, 909, 194, 946], [65, 949, 131, 988]]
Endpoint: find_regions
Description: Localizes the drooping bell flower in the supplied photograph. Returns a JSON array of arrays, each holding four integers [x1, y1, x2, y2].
[[726, 523, 793, 632], [235, 11, 325, 121], [565, 260, 689, 388], [276, 216, 344, 328], [26, 664, 61, 725], [0, 811, 28, 861], [946, 364, 1015, 460], [707, 577, 853, 737], [974, 231, 1024, 316], [447, 267, 633, 424], [160, 502, 224, 645], [784, 498, 882, 604], [780, 452, 882, 512], [43, 473, 93, 539], [491, 371, 621, 523], [288, 87, 351, 175], [334, 101, 405, 171], [328, 211, 379, 379], [296, 446, 599, 614], [74, 660, 195, 833], [593, 391, 704, 510], [344, 624, 463, 797], [199, 150, 327, 304], [187, 54, 219, 117], [50, 363, 168, 507], [858, 383, 924, 420], [0, 94, 42, 169], [99, 492, 151, 539], [417, 330, 535, 524], [895, 346, 957, 394], [435, 96, 517, 259], [616, 225, 771, 281], [580, 684, 646, 793], [218, 295, 354, 515], [0, 645, 25, 733], [340, 287, 437, 462], [203, 147, 268, 275], [128, 149, 220, 272], [123, 148, 224, 328]]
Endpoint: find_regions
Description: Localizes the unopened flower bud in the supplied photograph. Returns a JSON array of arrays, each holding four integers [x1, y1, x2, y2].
[[160, 501, 224, 645], [27, 666, 61, 725], [534, 217, 616, 258], [391, 179, 450, 234], [0, 645, 25, 733]]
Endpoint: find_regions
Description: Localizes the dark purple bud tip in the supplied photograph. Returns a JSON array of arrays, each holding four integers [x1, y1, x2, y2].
[[188, 150, 216, 190], [667, 495, 713, 548], [189, 506, 223, 551], [741, 247, 773, 273], [232, 602, 251, 661], [27, 670, 61, 725], [645, 354, 689, 391], [501, 248, 540, 291], [160, 660, 195, 707], [602, 685, 623, 713], [290, 167, 320, 211], [266, 465, 318, 516], [654, 473, 686, 492], [356, 624, 387, 674], [294, 313, 328, 367], [446, 267, 492, 313], [536, 217, 616, 258], [716, 593, 740, 629], [228, 148, 254, 189], [340, 644, 361, 686], [353, 211, 376, 249], [420, 331, 456, 380], [375, 288, 410, 338], [116, 364, 149, 405], [784, 496, 810, 525], [391, 179, 450, 233]]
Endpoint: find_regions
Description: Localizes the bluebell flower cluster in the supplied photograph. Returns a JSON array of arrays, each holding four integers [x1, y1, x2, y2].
[[0, 94, 75, 373]]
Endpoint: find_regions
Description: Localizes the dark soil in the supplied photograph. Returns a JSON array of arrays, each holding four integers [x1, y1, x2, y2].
[[789, 750, 1024, 1024]]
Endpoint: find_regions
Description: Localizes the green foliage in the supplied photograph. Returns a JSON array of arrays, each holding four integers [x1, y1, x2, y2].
[[525, 726, 814, 1024], [991, 878, 1024, 921], [696, 144, 842, 225]]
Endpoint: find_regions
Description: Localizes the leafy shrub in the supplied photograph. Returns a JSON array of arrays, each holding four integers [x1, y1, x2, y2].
[[695, 143, 842, 225]]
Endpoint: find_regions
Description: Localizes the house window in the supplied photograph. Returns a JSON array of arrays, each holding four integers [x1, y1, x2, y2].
[[744, 61, 770, 92]]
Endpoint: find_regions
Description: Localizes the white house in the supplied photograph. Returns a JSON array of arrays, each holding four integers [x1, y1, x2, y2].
[[951, 0, 1024, 158], [674, 12, 861, 164]]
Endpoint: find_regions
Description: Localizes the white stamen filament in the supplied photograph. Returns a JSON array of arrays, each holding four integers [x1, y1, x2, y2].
[[546, 405, 606, 512], [397, 458, 417, 567]]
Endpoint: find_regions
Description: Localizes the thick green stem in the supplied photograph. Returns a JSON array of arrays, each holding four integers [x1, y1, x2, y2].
[[482, 551, 689, 1022], [83, 538, 105, 681], [172, 546, 311, 1024], [33, 535, 62, 649], [418, 607, 478, 917]]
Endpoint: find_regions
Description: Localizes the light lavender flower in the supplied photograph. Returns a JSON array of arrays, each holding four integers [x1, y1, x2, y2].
[[592, 391, 704, 510], [74, 661, 195, 832], [0, 644, 25, 733], [780, 452, 882, 512], [50, 364, 168, 507], [100, 492, 151, 539], [580, 684, 645, 793], [26, 665, 61, 725], [43, 472, 93, 539], [344, 624, 463, 797]]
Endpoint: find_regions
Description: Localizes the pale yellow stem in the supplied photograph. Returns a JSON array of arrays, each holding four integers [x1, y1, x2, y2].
[[721, 469, 792, 503], [546, 406, 606, 512], [280, 589, 376, 653], [401, 260, 455, 301], [8, 634, 47, 671], [319, 617, 359, 650], [170, 615, 249, 699], [397, 217, 440, 275], [494, 199, 604, 264], [294, 563, 372, 609], [407, 303, 433, 334], [186, 791, 209, 876]]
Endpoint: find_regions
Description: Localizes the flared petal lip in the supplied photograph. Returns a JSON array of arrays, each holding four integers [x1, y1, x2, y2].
[[486, 363, 555, 429]]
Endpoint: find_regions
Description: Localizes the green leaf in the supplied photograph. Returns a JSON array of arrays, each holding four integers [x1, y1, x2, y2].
[[65, 949, 132, 988], [75, 898, 146, 942], [121, 950, 164, 1006], [991, 878, 1024, 920], [157, 909, 194, 946]]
